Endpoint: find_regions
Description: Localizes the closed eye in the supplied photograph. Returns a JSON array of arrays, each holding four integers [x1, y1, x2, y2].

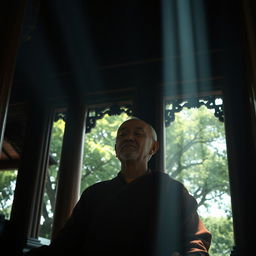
[[134, 132, 146, 137], [118, 132, 127, 137]]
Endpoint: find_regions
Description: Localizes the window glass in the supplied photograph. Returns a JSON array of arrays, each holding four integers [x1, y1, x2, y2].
[[81, 112, 129, 193], [38, 118, 66, 242], [0, 124, 25, 220], [165, 103, 234, 256], [37, 111, 129, 241], [0, 170, 18, 219]]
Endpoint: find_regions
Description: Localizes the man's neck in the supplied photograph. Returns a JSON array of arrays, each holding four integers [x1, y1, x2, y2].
[[120, 162, 148, 183]]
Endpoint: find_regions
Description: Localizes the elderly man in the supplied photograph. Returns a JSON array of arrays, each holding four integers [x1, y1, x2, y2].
[[26, 118, 211, 256]]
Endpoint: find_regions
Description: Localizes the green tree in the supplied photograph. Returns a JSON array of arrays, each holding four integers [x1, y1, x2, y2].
[[0, 170, 17, 218], [39, 119, 65, 238], [165, 105, 234, 255], [202, 216, 234, 256], [80, 113, 128, 191], [165, 106, 229, 208], [39, 113, 128, 238]]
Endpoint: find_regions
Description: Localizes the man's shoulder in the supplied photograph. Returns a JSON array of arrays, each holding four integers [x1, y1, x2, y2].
[[90, 177, 118, 189], [81, 176, 120, 196], [150, 171, 198, 209], [150, 170, 184, 187]]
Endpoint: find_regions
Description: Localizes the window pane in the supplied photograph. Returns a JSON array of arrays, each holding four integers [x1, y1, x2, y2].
[[165, 104, 234, 256], [38, 110, 129, 241], [38, 118, 66, 241], [81, 112, 129, 193], [0, 170, 18, 219]]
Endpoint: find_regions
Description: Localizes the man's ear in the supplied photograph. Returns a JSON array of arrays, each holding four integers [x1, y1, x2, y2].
[[151, 141, 159, 155]]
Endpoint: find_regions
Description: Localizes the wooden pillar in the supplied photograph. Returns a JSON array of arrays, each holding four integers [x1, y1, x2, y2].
[[52, 103, 87, 239], [0, 1, 27, 151], [242, 0, 256, 153], [133, 85, 165, 172], [4, 101, 53, 254], [220, 5, 256, 254], [223, 64, 255, 256]]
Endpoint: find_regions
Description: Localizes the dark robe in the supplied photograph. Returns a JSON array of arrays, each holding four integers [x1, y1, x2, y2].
[[26, 171, 211, 256]]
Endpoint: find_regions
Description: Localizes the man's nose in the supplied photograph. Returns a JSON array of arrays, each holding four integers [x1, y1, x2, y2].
[[125, 133, 135, 140]]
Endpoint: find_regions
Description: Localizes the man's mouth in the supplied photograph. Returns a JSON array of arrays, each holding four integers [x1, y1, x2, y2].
[[121, 143, 136, 150]]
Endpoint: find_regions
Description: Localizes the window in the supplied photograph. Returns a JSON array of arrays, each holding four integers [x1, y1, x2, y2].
[[0, 127, 25, 220], [165, 96, 234, 256], [81, 106, 131, 192], [38, 114, 66, 241], [0, 169, 18, 219], [37, 105, 132, 240], [32, 99, 234, 255]]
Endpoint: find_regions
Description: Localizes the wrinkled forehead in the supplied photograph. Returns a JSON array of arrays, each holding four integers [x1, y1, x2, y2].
[[117, 119, 149, 133]]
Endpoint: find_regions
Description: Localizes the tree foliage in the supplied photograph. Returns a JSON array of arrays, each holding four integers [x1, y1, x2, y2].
[[165, 106, 230, 209], [39, 114, 128, 238], [39, 119, 65, 238], [80, 114, 127, 191], [202, 216, 234, 256], [0, 170, 17, 218], [165, 106, 234, 255]]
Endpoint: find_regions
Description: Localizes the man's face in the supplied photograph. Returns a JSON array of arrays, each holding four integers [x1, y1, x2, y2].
[[115, 119, 158, 163]]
